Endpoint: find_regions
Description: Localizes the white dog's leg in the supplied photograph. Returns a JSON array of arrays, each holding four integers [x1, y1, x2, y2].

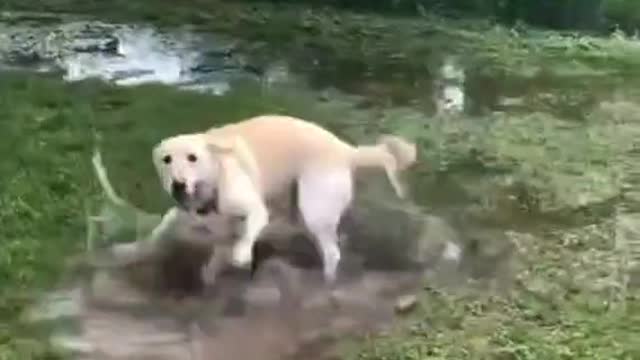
[[298, 167, 353, 283], [230, 202, 269, 268]]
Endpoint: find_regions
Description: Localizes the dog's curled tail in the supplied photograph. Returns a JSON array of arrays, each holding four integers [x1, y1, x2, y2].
[[351, 135, 417, 198]]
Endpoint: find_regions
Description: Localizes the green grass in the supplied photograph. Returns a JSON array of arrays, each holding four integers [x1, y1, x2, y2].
[[2, 70, 638, 359], [344, 222, 640, 359]]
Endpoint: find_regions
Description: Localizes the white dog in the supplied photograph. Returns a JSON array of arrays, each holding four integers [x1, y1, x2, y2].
[[152, 115, 417, 285]]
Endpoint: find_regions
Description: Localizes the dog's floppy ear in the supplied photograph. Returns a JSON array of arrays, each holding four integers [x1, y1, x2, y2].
[[206, 135, 261, 186], [205, 136, 235, 154]]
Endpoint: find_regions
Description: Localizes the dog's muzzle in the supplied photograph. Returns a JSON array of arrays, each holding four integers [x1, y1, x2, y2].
[[170, 180, 218, 215], [171, 181, 187, 203]]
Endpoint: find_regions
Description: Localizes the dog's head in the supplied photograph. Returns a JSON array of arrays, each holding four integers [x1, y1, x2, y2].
[[152, 133, 233, 214]]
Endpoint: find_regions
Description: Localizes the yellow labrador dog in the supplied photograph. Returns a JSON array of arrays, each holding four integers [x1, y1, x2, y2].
[[152, 115, 416, 285]]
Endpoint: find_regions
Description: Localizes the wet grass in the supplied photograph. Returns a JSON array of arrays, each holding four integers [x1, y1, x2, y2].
[[344, 221, 640, 359]]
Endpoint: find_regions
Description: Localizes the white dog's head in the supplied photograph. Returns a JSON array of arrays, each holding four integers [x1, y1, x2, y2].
[[152, 133, 231, 214]]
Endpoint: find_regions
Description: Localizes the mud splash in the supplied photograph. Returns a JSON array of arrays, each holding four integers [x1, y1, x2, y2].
[[23, 150, 514, 360], [69, 258, 419, 359]]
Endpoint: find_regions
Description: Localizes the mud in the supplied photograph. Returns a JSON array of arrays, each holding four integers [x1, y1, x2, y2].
[[68, 221, 424, 358], [30, 159, 516, 360], [79, 261, 417, 360], [62, 209, 513, 359]]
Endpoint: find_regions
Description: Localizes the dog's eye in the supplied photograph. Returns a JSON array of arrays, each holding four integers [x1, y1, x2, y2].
[[187, 154, 197, 163], [162, 155, 172, 164]]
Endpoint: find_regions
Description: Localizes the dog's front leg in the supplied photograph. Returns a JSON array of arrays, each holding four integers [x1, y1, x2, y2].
[[230, 201, 269, 269]]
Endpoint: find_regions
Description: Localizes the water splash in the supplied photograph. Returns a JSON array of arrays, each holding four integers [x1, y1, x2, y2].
[[61, 27, 200, 86], [435, 56, 465, 114], [0, 20, 253, 94]]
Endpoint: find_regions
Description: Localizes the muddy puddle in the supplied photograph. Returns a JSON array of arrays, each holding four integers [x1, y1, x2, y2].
[[25, 162, 516, 359], [66, 260, 420, 360]]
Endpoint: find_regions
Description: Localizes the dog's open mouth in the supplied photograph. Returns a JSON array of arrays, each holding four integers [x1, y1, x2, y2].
[[196, 200, 217, 215], [195, 189, 219, 216], [174, 192, 218, 216]]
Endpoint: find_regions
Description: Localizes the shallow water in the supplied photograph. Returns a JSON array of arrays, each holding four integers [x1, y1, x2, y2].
[[0, 19, 259, 93], [2, 12, 639, 360], [2, 16, 621, 119]]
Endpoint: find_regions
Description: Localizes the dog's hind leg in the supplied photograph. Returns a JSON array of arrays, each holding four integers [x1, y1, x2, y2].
[[298, 167, 353, 284]]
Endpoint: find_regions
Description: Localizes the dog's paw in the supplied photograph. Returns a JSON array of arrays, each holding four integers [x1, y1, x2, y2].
[[231, 243, 253, 269]]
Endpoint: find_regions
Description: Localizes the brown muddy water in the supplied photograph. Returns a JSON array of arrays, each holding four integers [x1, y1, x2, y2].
[[32, 172, 515, 360]]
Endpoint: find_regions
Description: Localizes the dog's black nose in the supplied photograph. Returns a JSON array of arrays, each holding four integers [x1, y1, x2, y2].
[[171, 181, 186, 199]]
